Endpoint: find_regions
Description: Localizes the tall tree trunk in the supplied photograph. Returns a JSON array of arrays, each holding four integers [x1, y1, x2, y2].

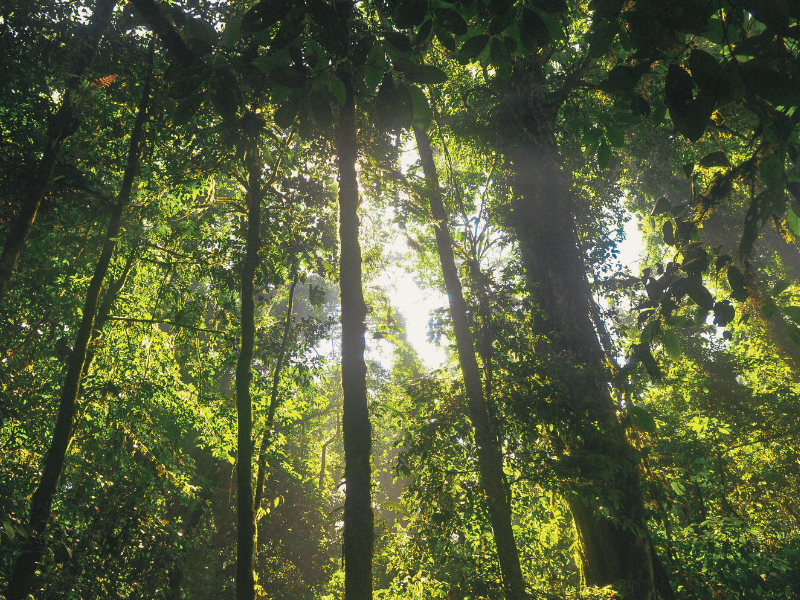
[[507, 129, 668, 599], [337, 71, 373, 600], [5, 56, 151, 600], [253, 274, 298, 564], [0, 0, 116, 300], [235, 142, 263, 600], [414, 124, 529, 600]]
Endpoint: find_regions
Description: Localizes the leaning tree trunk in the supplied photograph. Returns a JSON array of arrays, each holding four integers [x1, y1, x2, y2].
[[234, 141, 263, 600], [0, 0, 116, 300], [337, 71, 373, 600], [5, 58, 151, 600], [506, 123, 668, 599], [414, 124, 529, 600]]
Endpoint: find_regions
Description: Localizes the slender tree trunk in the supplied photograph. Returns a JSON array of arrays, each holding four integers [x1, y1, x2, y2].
[[235, 143, 263, 600], [0, 0, 116, 300], [5, 57, 151, 600], [507, 135, 668, 599], [254, 274, 299, 513], [414, 124, 529, 600], [319, 412, 340, 491], [337, 71, 373, 600], [253, 274, 298, 568]]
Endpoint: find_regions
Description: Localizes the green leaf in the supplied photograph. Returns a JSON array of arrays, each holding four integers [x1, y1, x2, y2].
[[172, 93, 205, 126], [274, 99, 299, 129], [630, 406, 658, 432], [325, 73, 346, 105], [223, 15, 242, 47], [532, 0, 568, 12], [651, 197, 671, 216], [521, 8, 550, 42], [663, 329, 681, 360], [489, 10, 516, 36], [268, 67, 307, 88], [364, 64, 384, 91], [241, 0, 293, 36], [689, 49, 722, 91], [662, 220, 675, 245], [384, 31, 413, 53], [771, 279, 791, 298], [435, 8, 468, 35], [396, 0, 428, 29], [597, 139, 610, 170], [699, 151, 730, 168], [434, 24, 456, 51], [727, 265, 748, 301], [686, 277, 714, 311], [404, 64, 448, 85], [458, 34, 491, 64], [783, 306, 800, 325], [490, 36, 512, 78], [582, 128, 602, 157], [786, 201, 800, 236], [670, 480, 686, 496], [3, 519, 14, 541], [409, 84, 432, 131], [604, 125, 625, 148]]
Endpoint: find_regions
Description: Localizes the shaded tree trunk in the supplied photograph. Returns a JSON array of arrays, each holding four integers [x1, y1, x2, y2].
[[337, 71, 373, 600], [5, 57, 151, 600], [0, 0, 116, 300], [254, 274, 298, 563], [414, 124, 529, 600], [235, 142, 263, 600], [504, 116, 669, 598]]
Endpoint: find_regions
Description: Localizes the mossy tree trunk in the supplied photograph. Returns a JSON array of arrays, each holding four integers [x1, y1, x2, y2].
[[5, 56, 151, 600], [337, 71, 373, 600], [0, 0, 116, 300], [414, 124, 529, 600]]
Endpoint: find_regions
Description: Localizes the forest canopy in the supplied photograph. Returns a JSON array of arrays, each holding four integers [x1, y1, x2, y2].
[[1, 0, 799, 599]]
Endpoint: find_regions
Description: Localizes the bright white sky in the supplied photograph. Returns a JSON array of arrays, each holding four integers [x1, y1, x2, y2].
[[374, 214, 646, 372]]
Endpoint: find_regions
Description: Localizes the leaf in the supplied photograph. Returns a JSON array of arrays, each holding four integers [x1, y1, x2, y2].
[[630, 406, 658, 432], [686, 277, 714, 311], [663, 329, 681, 360], [268, 67, 306, 88], [783, 306, 800, 325], [771, 279, 791, 298], [652, 197, 671, 216], [582, 128, 602, 157], [689, 49, 722, 91], [210, 68, 240, 121], [604, 125, 625, 148], [274, 99, 299, 129], [699, 151, 730, 168], [364, 64, 384, 91], [384, 31, 413, 53], [631, 95, 651, 117], [223, 14, 242, 47], [416, 18, 434, 44], [662, 220, 675, 246], [241, 0, 293, 36], [396, 0, 428, 29], [532, 0, 568, 12], [596, 138, 610, 170], [3, 519, 14, 541], [665, 64, 694, 118], [727, 266, 748, 301], [521, 8, 550, 42], [172, 92, 205, 126], [458, 34, 491, 64], [490, 36, 512, 78], [325, 73, 346, 105], [670, 480, 686, 496], [434, 24, 456, 51], [489, 11, 516, 36], [409, 84, 432, 131], [786, 201, 800, 236], [435, 8, 468, 36], [404, 64, 448, 85], [713, 300, 735, 327]]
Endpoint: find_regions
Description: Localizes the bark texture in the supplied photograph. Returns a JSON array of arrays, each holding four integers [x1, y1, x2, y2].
[[338, 72, 373, 600], [235, 145, 263, 600], [0, 0, 116, 300], [254, 274, 298, 558], [498, 86, 668, 598], [414, 124, 529, 600], [5, 61, 151, 600]]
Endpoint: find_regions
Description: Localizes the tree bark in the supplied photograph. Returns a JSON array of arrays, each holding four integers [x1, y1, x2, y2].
[[337, 71, 373, 600], [253, 274, 298, 565], [5, 56, 151, 600], [506, 129, 667, 599], [0, 0, 116, 300], [235, 143, 263, 600], [414, 124, 529, 600]]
